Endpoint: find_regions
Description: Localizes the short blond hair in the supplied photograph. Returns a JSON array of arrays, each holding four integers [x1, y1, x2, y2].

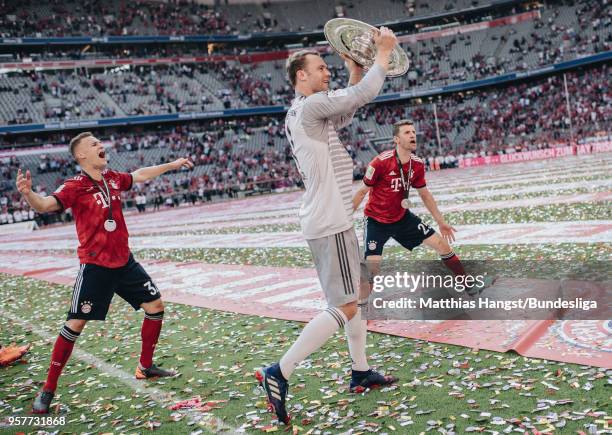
[[286, 49, 320, 87], [69, 132, 93, 158]]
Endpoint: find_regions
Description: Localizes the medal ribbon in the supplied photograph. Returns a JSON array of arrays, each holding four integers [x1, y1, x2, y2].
[[395, 149, 413, 202], [82, 171, 113, 222]]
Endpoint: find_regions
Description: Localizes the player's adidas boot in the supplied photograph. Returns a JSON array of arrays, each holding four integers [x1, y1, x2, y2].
[[255, 363, 290, 425], [349, 368, 398, 393], [135, 364, 177, 379], [32, 390, 54, 414]]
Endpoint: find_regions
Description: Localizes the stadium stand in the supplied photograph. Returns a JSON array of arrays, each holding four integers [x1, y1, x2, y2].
[[0, 0, 608, 125], [0, 0, 609, 227], [1, 62, 609, 225], [1, 0, 501, 37]]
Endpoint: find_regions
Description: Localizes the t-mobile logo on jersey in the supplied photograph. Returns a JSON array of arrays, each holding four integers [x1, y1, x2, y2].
[[93, 192, 110, 208], [390, 177, 402, 192]]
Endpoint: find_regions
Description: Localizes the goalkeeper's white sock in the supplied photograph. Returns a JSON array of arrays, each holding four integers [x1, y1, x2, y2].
[[345, 306, 369, 371], [279, 307, 347, 379]]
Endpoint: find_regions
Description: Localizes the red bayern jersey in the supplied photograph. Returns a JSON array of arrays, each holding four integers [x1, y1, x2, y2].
[[363, 149, 427, 223], [52, 169, 133, 268]]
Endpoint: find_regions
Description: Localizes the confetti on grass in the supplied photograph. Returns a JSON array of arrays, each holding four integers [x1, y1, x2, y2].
[[1, 166, 610, 432], [129, 242, 610, 270], [1, 273, 610, 433]]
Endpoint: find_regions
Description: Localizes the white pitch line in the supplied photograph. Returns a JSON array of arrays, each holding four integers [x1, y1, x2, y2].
[[0, 308, 175, 404], [0, 306, 240, 434]]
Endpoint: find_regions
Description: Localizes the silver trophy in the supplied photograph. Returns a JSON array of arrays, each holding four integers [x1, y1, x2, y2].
[[324, 18, 409, 77]]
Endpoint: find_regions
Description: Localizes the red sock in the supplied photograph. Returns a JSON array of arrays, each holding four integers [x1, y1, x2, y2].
[[441, 251, 466, 276], [140, 311, 164, 369], [43, 326, 80, 392]]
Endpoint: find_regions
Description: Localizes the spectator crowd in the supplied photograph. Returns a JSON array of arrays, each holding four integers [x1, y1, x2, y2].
[[0, 0, 510, 38], [0, 0, 609, 226], [1, 62, 609, 227], [1, 0, 609, 126]]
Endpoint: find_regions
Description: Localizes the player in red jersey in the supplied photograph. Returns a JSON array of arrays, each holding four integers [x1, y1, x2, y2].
[[353, 119, 473, 291], [16, 132, 193, 414]]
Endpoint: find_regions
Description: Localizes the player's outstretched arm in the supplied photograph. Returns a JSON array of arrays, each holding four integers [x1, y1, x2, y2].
[[352, 182, 371, 211], [329, 55, 365, 129], [302, 27, 396, 123], [417, 187, 456, 243], [131, 157, 194, 183], [16, 169, 61, 213]]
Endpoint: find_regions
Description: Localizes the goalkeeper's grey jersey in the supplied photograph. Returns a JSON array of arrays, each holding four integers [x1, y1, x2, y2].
[[284, 64, 386, 239]]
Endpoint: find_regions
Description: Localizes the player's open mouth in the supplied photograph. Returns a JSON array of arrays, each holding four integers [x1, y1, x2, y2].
[[98, 150, 106, 159]]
